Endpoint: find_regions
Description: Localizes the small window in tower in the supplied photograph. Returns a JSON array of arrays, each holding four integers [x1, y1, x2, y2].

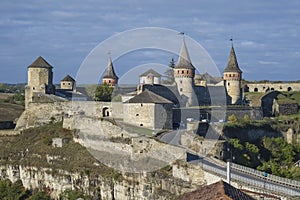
[[182, 70, 184, 74], [180, 88, 183, 92], [136, 114, 139, 116], [141, 103, 143, 107], [140, 124, 143, 127], [68, 83, 71, 85], [180, 80, 182, 84], [233, 74, 235, 77], [109, 80, 111, 83], [229, 74, 232, 77], [187, 70, 189, 74], [177, 70, 179, 74], [228, 82, 230, 86], [33, 87, 35, 90], [63, 83, 65, 85]]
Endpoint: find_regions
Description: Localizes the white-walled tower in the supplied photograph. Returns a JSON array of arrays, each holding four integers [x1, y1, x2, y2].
[[223, 45, 242, 104], [173, 39, 196, 107]]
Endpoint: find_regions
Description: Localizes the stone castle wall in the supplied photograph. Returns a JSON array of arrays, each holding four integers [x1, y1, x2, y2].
[[15, 101, 123, 131], [246, 83, 300, 93]]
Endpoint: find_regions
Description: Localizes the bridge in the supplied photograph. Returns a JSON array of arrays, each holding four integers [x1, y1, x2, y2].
[[199, 157, 300, 198], [246, 82, 300, 93], [159, 130, 300, 198]]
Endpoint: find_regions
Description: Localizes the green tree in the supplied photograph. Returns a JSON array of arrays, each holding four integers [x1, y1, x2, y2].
[[28, 191, 51, 200], [228, 114, 237, 123], [94, 83, 113, 102], [0, 179, 27, 199], [162, 58, 175, 84], [245, 142, 259, 154], [243, 114, 250, 122], [229, 138, 244, 150], [60, 189, 92, 200]]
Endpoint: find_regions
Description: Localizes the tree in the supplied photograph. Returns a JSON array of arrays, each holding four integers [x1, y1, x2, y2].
[[228, 114, 237, 123], [162, 58, 175, 84], [60, 189, 92, 200], [94, 83, 114, 102], [245, 142, 259, 154], [229, 138, 244, 150], [28, 191, 51, 200], [243, 114, 250, 122]]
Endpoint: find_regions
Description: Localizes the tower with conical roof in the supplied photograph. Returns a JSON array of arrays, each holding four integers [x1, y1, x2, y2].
[[223, 45, 242, 104], [25, 56, 55, 108], [173, 39, 196, 107], [102, 57, 118, 86]]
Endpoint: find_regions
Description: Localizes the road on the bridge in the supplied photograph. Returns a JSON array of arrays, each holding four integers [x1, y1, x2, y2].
[[158, 129, 300, 197]]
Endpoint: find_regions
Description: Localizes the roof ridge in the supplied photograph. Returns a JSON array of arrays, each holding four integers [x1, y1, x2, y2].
[[28, 56, 53, 69], [140, 69, 161, 77], [61, 74, 75, 82]]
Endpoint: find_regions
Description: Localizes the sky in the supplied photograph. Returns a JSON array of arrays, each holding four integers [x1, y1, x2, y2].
[[0, 0, 300, 83]]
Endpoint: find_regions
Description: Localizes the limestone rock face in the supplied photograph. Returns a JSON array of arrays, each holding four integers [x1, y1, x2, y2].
[[0, 164, 200, 199]]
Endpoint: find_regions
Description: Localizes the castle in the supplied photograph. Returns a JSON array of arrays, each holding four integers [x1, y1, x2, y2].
[[21, 39, 249, 131], [21, 38, 300, 131]]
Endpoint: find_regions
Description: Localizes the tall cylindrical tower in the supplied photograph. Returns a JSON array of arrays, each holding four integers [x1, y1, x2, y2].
[[174, 39, 196, 107], [223, 45, 242, 104]]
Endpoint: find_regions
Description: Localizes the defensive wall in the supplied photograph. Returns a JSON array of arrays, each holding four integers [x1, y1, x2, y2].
[[15, 101, 123, 131], [246, 83, 300, 93]]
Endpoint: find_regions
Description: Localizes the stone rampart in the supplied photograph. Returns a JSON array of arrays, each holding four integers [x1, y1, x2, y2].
[[246, 83, 300, 93], [15, 101, 123, 131]]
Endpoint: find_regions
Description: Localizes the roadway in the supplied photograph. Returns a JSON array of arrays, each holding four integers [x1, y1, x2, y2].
[[158, 129, 300, 197]]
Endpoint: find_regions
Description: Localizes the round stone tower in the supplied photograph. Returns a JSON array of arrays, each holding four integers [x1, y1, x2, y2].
[[223, 45, 242, 104], [102, 57, 118, 86], [174, 39, 196, 107]]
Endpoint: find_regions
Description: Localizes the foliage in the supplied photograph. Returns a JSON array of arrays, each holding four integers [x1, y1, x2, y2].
[[28, 191, 51, 200], [243, 114, 250, 122], [0, 83, 25, 93], [162, 58, 175, 84], [227, 114, 237, 123], [83, 84, 98, 99], [4, 93, 25, 105], [228, 135, 300, 180], [60, 189, 92, 200], [229, 138, 244, 150], [94, 83, 113, 102], [245, 142, 259, 154], [0, 179, 29, 199]]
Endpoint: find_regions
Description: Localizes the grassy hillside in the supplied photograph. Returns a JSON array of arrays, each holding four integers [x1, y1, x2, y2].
[[0, 122, 119, 178]]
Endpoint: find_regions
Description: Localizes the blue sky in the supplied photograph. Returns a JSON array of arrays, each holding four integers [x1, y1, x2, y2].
[[0, 0, 300, 83]]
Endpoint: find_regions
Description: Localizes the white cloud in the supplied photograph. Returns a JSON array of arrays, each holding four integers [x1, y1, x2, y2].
[[51, 11, 82, 18], [258, 60, 279, 65]]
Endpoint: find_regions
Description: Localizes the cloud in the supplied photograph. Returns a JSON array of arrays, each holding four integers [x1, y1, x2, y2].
[[51, 10, 82, 18], [240, 41, 255, 46], [258, 60, 279, 65]]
